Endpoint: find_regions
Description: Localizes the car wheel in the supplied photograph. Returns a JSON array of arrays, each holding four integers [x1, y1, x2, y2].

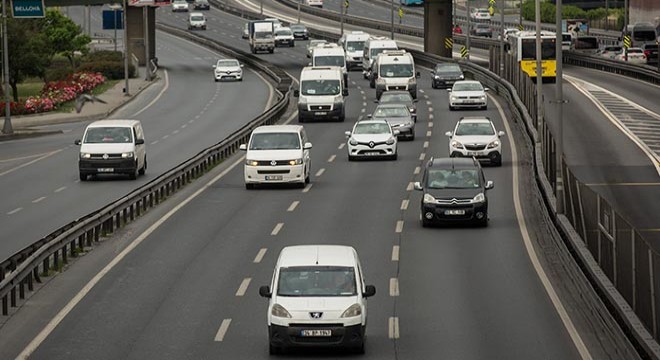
[[479, 216, 489, 227], [298, 115, 305, 123], [449, 105, 454, 111], [139, 157, 147, 175], [369, 78, 375, 88], [79, 172, 87, 181], [408, 134, 415, 141], [269, 49, 274, 54], [305, 171, 310, 184], [348, 155, 356, 161], [431, 82, 436, 89], [482, 105, 487, 110], [354, 340, 365, 354], [129, 169, 138, 180], [338, 114, 345, 122], [390, 153, 398, 161]]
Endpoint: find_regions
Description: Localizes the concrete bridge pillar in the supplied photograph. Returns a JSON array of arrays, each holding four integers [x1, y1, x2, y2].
[[424, 0, 453, 58], [126, 5, 156, 66]]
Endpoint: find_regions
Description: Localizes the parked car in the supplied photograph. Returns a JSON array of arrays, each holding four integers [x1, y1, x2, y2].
[[414, 157, 494, 227], [376, 90, 417, 122], [289, 23, 309, 40], [613, 47, 647, 64], [345, 119, 398, 161], [192, 0, 210, 10], [431, 62, 464, 89], [369, 103, 415, 141], [596, 45, 623, 59], [445, 116, 505, 166], [470, 23, 492, 38], [171, 0, 189, 12], [448, 80, 488, 110], [213, 58, 243, 81]]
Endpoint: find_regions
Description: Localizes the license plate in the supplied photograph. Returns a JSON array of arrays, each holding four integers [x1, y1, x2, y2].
[[301, 329, 332, 337], [265, 175, 283, 180], [467, 151, 482, 156], [445, 209, 465, 215], [365, 151, 380, 156], [314, 112, 327, 116], [97, 168, 114, 173]]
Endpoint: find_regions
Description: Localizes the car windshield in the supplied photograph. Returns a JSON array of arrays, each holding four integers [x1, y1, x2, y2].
[[216, 59, 239, 67], [627, 48, 643, 54], [301, 79, 340, 96], [476, 24, 490, 29], [453, 82, 483, 92], [380, 93, 412, 104], [353, 123, 391, 135], [380, 64, 413, 77], [373, 106, 409, 118], [291, 25, 305, 31], [276, 29, 292, 36], [633, 30, 656, 42], [277, 266, 357, 297], [249, 133, 300, 150], [191, 16, 204, 21], [435, 64, 461, 73], [371, 47, 397, 57], [309, 40, 327, 48], [255, 32, 273, 39], [314, 55, 345, 67], [346, 41, 365, 52], [173, 0, 186, 3], [477, 9, 488, 13], [84, 127, 132, 143], [455, 122, 495, 136], [426, 169, 480, 189]]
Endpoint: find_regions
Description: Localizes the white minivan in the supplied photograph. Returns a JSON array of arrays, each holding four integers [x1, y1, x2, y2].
[[240, 125, 312, 189], [311, 43, 348, 86], [75, 119, 147, 181], [295, 66, 348, 122], [362, 36, 398, 81], [339, 31, 370, 70], [259, 245, 376, 354]]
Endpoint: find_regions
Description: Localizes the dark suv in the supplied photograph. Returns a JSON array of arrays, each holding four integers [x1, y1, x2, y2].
[[414, 157, 493, 227]]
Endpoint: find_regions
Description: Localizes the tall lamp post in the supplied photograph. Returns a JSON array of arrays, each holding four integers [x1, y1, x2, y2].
[[555, 0, 564, 214], [2, 0, 12, 135], [466, 0, 471, 60], [123, 0, 130, 96], [390, 0, 394, 39], [340, 0, 345, 36], [534, 0, 542, 137]]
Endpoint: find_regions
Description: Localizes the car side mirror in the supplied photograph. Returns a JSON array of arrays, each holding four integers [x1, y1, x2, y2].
[[363, 285, 376, 298], [240, 64, 244, 68], [393, 130, 400, 135], [413, 99, 418, 103], [445, 131, 452, 137], [344, 131, 351, 137], [212, 65, 216, 68], [366, 114, 372, 119], [239, 144, 247, 151], [413, 181, 423, 191], [307, 62, 312, 66], [485, 180, 494, 190], [342, 88, 349, 96], [303, 142, 313, 149], [74, 139, 82, 145], [498, 131, 505, 137], [484, 88, 490, 92], [293, 89, 300, 97], [373, 99, 379, 103], [447, 89, 452, 92], [259, 285, 272, 298], [135, 139, 145, 145], [430, 70, 435, 74], [415, 71, 420, 78]]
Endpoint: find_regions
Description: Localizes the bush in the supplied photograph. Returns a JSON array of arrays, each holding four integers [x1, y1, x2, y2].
[[77, 61, 135, 79], [45, 67, 74, 82], [83, 50, 123, 63], [586, 8, 607, 21], [563, 5, 587, 20]]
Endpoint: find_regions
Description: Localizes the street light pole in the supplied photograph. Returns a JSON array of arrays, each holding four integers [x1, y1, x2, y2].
[[2, 0, 12, 135], [390, 0, 394, 40], [297, 1, 300, 23], [499, 0, 504, 75], [123, 0, 130, 96], [555, 0, 564, 214], [535, 0, 543, 137], [466, 0, 471, 60], [340, 0, 344, 36], [260, 0, 263, 16], [624, 0, 628, 62]]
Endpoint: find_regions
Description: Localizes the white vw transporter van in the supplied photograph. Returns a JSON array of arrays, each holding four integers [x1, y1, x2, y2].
[[295, 66, 348, 122], [259, 245, 376, 354]]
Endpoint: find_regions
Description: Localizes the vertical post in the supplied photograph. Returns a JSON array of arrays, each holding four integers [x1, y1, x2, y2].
[[297, 0, 300, 23], [114, 8, 118, 52], [260, 0, 263, 16], [390, 0, 394, 40], [123, 0, 130, 96], [519, 0, 523, 29], [499, 0, 504, 75], [340, 0, 344, 36], [1, 0, 11, 135], [534, 0, 543, 138], [624, 0, 628, 62], [605, 0, 609, 30], [143, 6, 151, 81], [650, 249, 657, 338], [466, 0, 471, 60], [555, 0, 563, 214]]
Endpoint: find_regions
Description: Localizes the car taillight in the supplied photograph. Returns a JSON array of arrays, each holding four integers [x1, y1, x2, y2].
[[644, 50, 651, 57]]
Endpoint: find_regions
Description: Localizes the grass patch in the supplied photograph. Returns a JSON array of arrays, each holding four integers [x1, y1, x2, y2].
[[16, 81, 45, 99], [55, 79, 119, 113]]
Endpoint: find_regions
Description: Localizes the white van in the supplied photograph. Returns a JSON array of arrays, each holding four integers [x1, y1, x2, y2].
[[239, 125, 312, 189], [188, 12, 206, 30], [75, 120, 146, 181], [374, 50, 419, 99], [295, 66, 348, 122], [311, 43, 348, 85], [339, 31, 370, 70], [259, 245, 376, 354], [362, 37, 398, 81], [304, 0, 323, 7]]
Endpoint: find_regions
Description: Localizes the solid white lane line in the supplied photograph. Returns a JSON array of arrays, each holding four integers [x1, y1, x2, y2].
[[302, 184, 313, 193], [491, 95, 592, 360], [388, 317, 400, 339], [390, 278, 400, 296], [54, 187, 66, 193], [32, 197, 46, 204], [7, 208, 22, 215], [287, 201, 299, 212], [271, 223, 284, 236], [419, 153, 426, 161], [150, 141, 159, 145], [423, 141, 429, 149], [328, 155, 336, 163], [254, 248, 267, 263], [392, 246, 400, 261], [401, 199, 409, 210], [407, 182, 414, 191], [132, 70, 170, 117], [214, 319, 232, 342], [395, 221, 404, 233], [338, 143, 345, 150], [315, 168, 325, 177], [235, 278, 252, 297]]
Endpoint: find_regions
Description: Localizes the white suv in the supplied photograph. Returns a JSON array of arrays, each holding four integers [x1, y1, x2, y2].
[[259, 245, 376, 355], [345, 119, 398, 161], [445, 117, 505, 166], [240, 125, 312, 188]]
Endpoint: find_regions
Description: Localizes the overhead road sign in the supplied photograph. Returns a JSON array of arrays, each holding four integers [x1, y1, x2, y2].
[[102, 10, 124, 30], [11, 0, 46, 18]]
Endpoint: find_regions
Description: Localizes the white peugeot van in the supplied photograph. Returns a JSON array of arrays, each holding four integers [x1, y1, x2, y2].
[[339, 31, 370, 70], [295, 66, 348, 122], [259, 245, 376, 355], [311, 43, 348, 86], [75, 119, 146, 181], [240, 125, 312, 189], [374, 50, 420, 99], [362, 36, 398, 81]]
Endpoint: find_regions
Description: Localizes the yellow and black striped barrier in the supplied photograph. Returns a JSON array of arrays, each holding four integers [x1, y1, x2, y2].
[[460, 46, 469, 58], [623, 35, 631, 49], [444, 37, 453, 50]]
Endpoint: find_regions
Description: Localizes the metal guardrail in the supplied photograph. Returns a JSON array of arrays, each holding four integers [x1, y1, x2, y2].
[[0, 23, 293, 317]]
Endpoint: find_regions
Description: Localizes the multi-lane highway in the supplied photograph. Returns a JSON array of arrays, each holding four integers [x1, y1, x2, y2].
[[0, 3, 644, 359]]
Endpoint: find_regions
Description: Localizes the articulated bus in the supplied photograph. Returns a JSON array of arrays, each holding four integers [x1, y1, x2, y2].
[[508, 31, 557, 83]]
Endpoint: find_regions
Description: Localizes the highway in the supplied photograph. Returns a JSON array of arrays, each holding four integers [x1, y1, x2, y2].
[[0, 4, 640, 359]]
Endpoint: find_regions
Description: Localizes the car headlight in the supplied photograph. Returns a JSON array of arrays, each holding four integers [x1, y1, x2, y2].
[[376, 78, 385, 84], [480, 95, 486, 100], [271, 304, 292, 318], [487, 140, 500, 149], [80, 153, 91, 159], [472, 192, 485, 203], [288, 158, 303, 165], [451, 140, 464, 149], [341, 304, 362, 318], [386, 137, 395, 145], [349, 138, 358, 146], [246, 159, 259, 166], [434, 75, 440, 79], [459, 74, 465, 79], [451, 96, 458, 101], [423, 193, 436, 203], [121, 152, 134, 158], [334, 95, 343, 105], [408, 77, 416, 85]]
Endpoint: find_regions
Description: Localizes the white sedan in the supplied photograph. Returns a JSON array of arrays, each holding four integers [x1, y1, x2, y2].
[[171, 0, 189, 12], [345, 119, 398, 161], [213, 59, 243, 81], [448, 80, 488, 110], [613, 48, 647, 64]]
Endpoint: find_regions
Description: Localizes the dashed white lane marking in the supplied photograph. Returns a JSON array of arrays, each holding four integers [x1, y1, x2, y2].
[[181, 124, 187, 129], [328, 155, 336, 163], [32, 197, 46, 204], [428, 107, 434, 112], [7, 207, 23, 215], [424, 95, 429, 99], [390, 278, 400, 296], [188, 119, 195, 124], [360, 90, 365, 94], [426, 130, 432, 137], [287, 201, 299, 212], [419, 89, 425, 94], [401, 199, 409, 210], [361, 109, 365, 113], [172, 130, 180, 135], [214, 319, 232, 342], [54, 187, 66, 193], [429, 114, 434, 120], [428, 122, 434, 128], [388, 317, 400, 339], [426, 101, 432, 105], [338, 143, 346, 150], [150, 141, 159, 145], [414, 166, 421, 175], [395, 221, 404, 233], [419, 153, 426, 161], [162, 135, 169, 140], [423, 141, 429, 149], [254, 248, 267, 263], [392, 246, 400, 261], [271, 223, 284, 236], [315, 168, 325, 177], [362, 102, 367, 106], [351, 81, 356, 85], [195, 115, 201, 119], [235, 278, 252, 297], [302, 184, 313, 193], [406, 182, 414, 191]]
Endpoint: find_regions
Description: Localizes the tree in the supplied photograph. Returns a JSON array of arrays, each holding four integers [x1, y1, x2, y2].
[[42, 9, 91, 71], [6, 18, 52, 102]]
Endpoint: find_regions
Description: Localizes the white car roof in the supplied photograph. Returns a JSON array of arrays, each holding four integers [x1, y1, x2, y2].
[[252, 125, 303, 134], [369, 40, 397, 48], [189, 12, 204, 17], [454, 80, 481, 85], [300, 66, 342, 80], [312, 46, 345, 56], [87, 119, 141, 128], [458, 117, 492, 124], [277, 245, 357, 267]]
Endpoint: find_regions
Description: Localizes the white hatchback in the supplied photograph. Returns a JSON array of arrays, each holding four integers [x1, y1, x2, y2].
[[445, 116, 505, 166], [345, 119, 398, 161], [240, 125, 312, 189], [213, 58, 243, 81], [448, 80, 488, 110]]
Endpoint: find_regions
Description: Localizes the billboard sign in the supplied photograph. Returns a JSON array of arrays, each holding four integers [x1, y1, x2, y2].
[[11, 0, 46, 18]]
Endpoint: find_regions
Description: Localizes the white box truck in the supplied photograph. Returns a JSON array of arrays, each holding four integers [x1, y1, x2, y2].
[[249, 20, 275, 54]]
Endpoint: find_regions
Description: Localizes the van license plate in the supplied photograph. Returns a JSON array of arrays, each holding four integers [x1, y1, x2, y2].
[[97, 168, 114, 173], [301, 330, 332, 337], [445, 209, 465, 215], [265, 175, 283, 181]]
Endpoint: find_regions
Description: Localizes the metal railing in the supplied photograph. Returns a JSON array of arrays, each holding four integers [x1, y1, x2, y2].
[[0, 23, 292, 317]]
